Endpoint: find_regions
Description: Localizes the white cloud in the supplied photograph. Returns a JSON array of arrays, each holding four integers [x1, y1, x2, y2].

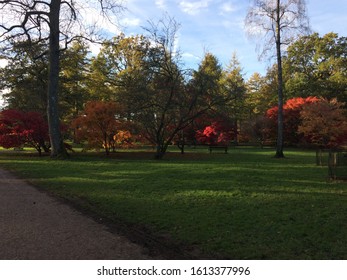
[[155, 0, 166, 9], [179, 0, 211, 16], [100, 19, 122, 35], [121, 17, 141, 27], [182, 52, 200, 60], [74, 4, 123, 36], [220, 2, 236, 14]]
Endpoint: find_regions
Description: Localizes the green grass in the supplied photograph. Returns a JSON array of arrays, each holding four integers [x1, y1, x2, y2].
[[0, 147, 346, 259]]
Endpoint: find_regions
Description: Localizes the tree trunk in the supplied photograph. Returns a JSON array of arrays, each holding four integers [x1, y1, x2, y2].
[[155, 145, 166, 159], [233, 119, 239, 146], [103, 133, 110, 155], [155, 138, 169, 159], [37, 147, 42, 157], [275, 0, 285, 158], [177, 131, 185, 154], [47, 0, 68, 158]]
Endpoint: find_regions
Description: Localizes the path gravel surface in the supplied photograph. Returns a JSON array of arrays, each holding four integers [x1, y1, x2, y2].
[[0, 168, 151, 260]]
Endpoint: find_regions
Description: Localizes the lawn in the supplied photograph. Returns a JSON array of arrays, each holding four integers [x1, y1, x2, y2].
[[0, 147, 346, 259]]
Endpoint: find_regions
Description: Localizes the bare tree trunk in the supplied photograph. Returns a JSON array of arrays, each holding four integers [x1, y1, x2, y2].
[[245, 0, 309, 158], [275, 0, 285, 158], [47, 0, 68, 158]]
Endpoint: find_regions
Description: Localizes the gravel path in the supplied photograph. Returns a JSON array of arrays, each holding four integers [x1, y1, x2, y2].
[[0, 168, 151, 260]]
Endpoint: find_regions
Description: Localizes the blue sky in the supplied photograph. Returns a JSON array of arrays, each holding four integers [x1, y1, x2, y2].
[[117, 0, 347, 78], [0, 0, 346, 77]]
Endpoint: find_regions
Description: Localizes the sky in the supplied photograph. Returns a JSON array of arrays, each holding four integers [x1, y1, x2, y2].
[[0, 0, 346, 76], [114, 0, 347, 78]]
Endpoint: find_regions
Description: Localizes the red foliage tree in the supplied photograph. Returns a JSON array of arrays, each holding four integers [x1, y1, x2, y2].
[[266, 97, 320, 146], [196, 119, 234, 146], [0, 110, 50, 155]]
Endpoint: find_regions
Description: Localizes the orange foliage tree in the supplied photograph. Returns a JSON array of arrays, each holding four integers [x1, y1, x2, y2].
[[113, 130, 135, 149], [298, 98, 347, 148], [72, 101, 128, 155]]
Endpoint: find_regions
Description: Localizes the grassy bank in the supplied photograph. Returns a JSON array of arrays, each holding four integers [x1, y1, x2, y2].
[[0, 147, 346, 259]]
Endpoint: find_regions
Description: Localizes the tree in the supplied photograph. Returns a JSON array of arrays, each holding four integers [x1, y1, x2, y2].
[[196, 119, 233, 146], [0, 40, 90, 120], [113, 130, 135, 149], [0, 0, 123, 158], [170, 52, 226, 154], [88, 34, 151, 108], [241, 114, 274, 147], [298, 99, 347, 148], [129, 18, 227, 159], [192, 52, 224, 105], [72, 101, 126, 155], [220, 53, 247, 145], [87, 24, 184, 159], [284, 33, 347, 104], [129, 17, 186, 159], [266, 96, 319, 146], [0, 41, 48, 115], [245, 69, 278, 120], [0, 109, 49, 155], [0, 110, 25, 149], [60, 40, 91, 122], [89, 18, 230, 159], [245, 0, 310, 157], [172, 52, 242, 153]]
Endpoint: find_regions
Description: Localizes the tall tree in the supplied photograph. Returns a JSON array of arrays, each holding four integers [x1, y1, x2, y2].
[[0, 41, 48, 114], [190, 52, 225, 117], [60, 40, 91, 122], [188, 52, 224, 135], [139, 19, 229, 159], [0, 40, 90, 119], [88, 34, 151, 107], [220, 53, 247, 145], [139, 16, 189, 159], [0, 0, 123, 158], [245, 0, 310, 157], [284, 32, 347, 104], [245, 71, 277, 117]]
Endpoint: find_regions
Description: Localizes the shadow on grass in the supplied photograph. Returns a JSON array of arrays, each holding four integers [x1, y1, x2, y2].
[[0, 149, 346, 259]]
